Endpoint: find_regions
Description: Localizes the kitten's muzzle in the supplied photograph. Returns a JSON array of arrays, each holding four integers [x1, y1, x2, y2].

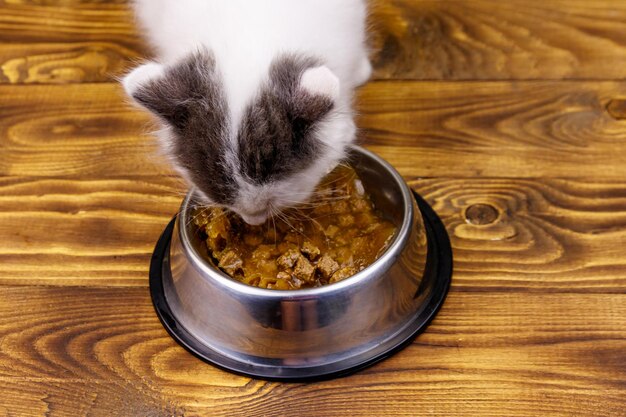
[[239, 211, 269, 226]]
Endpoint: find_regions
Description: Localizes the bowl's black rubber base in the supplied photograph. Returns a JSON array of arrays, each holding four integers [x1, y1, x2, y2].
[[149, 191, 453, 382]]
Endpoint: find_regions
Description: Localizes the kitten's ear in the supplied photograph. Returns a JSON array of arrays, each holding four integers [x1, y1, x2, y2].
[[122, 61, 190, 129], [122, 50, 220, 131], [299, 66, 340, 101], [122, 62, 166, 108], [122, 62, 192, 129], [294, 66, 339, 122]]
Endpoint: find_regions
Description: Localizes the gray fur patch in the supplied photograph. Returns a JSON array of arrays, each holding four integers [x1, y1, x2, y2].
[[132, 49, 237, 205], [237, 54, 334, 184]]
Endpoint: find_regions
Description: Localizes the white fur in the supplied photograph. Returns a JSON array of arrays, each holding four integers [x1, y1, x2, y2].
[[122, 62, 165, 98], [128, 0, 371, 224], [300, 66, 340, 101]]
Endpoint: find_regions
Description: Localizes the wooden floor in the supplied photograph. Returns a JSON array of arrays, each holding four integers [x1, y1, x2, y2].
[[0, 0, 625, 415]]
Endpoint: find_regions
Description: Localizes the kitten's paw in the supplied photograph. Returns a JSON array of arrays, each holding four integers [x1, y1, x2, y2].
[[122, 62, 165, 98], [300, 66, 340, 101]]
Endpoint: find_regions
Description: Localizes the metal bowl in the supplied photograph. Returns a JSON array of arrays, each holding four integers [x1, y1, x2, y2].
[[150, 146, 452, 380]]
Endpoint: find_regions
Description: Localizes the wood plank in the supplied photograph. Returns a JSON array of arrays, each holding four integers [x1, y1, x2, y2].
[[357, 80, 626, 179], [2, 81, 626, 178], [0, 286, 623, 416], [0, 0, 145, 84], [0, 83, 169, 177], [0, 0, 140, 49], [369, 0, 626, 80], [0, 381, 185, 417], [0, 176, 181, 286], [416, 178, 626, 293], [3, 0, 626, 84], [1, 176, 625, 292], [0, 42, 139, 84]]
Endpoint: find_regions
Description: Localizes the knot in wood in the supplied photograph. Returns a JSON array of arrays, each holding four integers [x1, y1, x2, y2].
[[606, 99, 626, 120], [465, 204, 499, 225]]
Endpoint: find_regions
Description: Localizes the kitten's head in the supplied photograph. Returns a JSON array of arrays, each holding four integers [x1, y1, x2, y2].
[[123, 49, 354, 224]]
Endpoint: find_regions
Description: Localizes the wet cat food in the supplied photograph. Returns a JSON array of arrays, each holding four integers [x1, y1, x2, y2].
[[193, 166, 396, 289]]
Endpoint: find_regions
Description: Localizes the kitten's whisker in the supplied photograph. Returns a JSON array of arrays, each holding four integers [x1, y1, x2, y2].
[[289, 208, 325, 233], [185, 203, 229, 229], [268, 203, 280, 247], [274, 210, 312, 242], [278, 196, 350, 208]]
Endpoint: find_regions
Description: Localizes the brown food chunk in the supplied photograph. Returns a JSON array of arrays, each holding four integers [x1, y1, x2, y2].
[[351, 236, 369, 254], [363, 222, 381, 234], [324, 225, 340, 238], [331, 200, 350, 214], [256, 260, 278, 276], [218, 250, 243, 276], [312, 203, 331, 216], [293, 255, 316, 283], [338, 214, 355, 227], [350, 198, 370, 212], [242, 273, 262, 287], [316, 254, 340, 279], [276, 271, 292, 281], [333, 246, 353, 265], [200, 209, 231, 254], [330, 267, 358, 283], [290, 276, 304, 289], [268, 279, 290, 290], [276, 248, 300, 269], [252, 244, 278, 261], [300, 241, 320, 260], [206, 230, 227, 255]]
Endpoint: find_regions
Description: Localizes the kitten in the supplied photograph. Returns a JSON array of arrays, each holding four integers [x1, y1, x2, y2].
[[123, 0, 372, 225]]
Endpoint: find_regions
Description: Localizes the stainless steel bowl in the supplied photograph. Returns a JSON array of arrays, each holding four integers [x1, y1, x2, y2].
[[150, 146, 452, 380]]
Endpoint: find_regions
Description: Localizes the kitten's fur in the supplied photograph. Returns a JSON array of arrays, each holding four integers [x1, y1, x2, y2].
[[123, 0, 371, 224]]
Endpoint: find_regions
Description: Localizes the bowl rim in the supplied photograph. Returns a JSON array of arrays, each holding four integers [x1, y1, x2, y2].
[[176, 145, 415, 298]]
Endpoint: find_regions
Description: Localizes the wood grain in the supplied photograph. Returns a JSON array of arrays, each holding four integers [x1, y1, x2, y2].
[[0, 176, 181, 286], [357, 80, 626, 179], [2, 81, 626, 179], [0, 1, 140, 49], [369, 0, 626, 80], [0, 0, 145, 85], [0, 285, 623, 416], [1, 176, 625, 293], [416, 178, 626, 293], [4, 0, 626, 84], [0, 42, 139, 84], [0, 83, 169, 178]]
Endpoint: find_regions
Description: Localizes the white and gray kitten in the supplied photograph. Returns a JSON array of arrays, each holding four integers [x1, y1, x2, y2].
[[123, 0, 371, 225]]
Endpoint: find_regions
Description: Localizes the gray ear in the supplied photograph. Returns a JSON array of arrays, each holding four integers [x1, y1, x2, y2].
[[122, 62, 165, 103], [269, 55, 338, 124], [121, 51, 221, 131], [291, 65, 339, 124]]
